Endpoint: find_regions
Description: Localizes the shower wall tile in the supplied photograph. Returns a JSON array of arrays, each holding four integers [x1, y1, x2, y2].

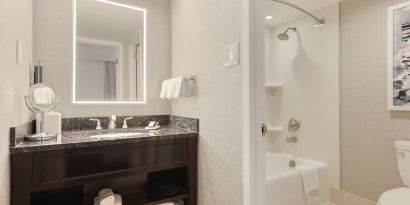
[[264, 3, 341, 193]]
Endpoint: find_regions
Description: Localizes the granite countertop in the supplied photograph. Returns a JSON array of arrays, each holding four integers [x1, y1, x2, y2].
[[10, 126, 198, 154]]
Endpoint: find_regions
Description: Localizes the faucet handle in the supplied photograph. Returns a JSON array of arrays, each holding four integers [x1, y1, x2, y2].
[[286, 135, 298, 143], [122, 117, 133, 129], [110, 115, 117, 121], [90, 118, 102, 130]]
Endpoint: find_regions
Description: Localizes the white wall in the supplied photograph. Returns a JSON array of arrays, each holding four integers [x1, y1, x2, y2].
[[264, 3, 340, 194], [34, 0, 171, 117], [0, 0, 33, 203], [171, 0, 244, 204], [340, 0, 410, 201]]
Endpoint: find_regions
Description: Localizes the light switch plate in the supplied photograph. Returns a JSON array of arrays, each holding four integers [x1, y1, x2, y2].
[[16, 40, 22, 64], [224, 42, 240, 67]]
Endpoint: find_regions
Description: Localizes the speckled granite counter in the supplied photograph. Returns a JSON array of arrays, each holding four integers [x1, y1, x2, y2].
[[10, 125, 198, 154], [9, 115, 199, 154]]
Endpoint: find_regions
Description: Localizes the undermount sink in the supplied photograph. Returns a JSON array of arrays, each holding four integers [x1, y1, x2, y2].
[[89, 132, 145, 139]]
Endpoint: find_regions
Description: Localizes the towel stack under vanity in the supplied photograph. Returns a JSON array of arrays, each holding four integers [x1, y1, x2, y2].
[[94, 188, 122, 205], [157, 199, 184, 205], [159, 76, 195, 99]]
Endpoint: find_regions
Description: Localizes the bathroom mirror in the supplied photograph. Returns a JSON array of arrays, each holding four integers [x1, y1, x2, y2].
[[74, 0, 146, 104]]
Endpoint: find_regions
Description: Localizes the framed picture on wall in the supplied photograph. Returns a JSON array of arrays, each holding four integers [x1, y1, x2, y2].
[[388, 1, 410, 111]]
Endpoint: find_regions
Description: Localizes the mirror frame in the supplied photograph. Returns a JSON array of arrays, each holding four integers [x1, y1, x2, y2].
[[27, 83, 59, 113], [72, 0, 147, 105]]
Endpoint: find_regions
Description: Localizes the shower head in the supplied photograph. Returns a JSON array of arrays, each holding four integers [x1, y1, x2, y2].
[[277, 27, 296, 41]]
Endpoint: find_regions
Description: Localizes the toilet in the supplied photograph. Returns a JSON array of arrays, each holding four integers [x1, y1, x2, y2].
[[378, 141, 410, 205]]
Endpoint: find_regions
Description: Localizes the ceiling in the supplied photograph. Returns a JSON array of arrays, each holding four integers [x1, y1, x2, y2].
[[264, 0, 340, 27]]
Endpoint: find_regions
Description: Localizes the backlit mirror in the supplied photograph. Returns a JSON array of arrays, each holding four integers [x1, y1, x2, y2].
[[74, 0, 146, 104]]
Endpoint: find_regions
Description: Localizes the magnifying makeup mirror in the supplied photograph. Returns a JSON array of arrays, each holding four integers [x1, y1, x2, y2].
[[25, 83, 60, 141]]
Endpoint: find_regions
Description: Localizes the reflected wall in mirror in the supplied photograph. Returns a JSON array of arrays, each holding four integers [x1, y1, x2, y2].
[[74, 0, 146, 104]]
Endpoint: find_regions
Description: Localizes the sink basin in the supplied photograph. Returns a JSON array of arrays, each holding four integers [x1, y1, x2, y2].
[[89, 132, 145, 139]]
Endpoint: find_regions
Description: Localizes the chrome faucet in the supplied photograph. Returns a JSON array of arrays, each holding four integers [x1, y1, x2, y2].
[[286, 135, 298, 143], [122, 117, 133, 129], [109, 115, 117, 130], [89, 118, 102, 130]]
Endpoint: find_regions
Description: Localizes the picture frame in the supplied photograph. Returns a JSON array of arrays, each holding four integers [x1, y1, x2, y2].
[[388, 1, 410, 111]]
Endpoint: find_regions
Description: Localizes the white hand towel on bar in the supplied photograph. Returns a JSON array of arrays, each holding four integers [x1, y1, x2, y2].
[[166, 78, 176, 99], [159, 76, 194, 99], [292, 163, 320, 195], [172, 76, 185, 99], [159, 79, 169, 99], [159, 78, 174, 99]]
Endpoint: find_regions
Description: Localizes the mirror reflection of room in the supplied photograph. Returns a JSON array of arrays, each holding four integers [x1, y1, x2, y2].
[[75, 0, 145, 102]]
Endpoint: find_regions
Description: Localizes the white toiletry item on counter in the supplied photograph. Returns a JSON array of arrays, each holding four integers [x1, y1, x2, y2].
[[36, 112, 61, 136]]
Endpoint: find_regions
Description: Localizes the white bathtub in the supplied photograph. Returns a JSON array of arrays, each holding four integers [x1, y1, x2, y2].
[[265, 153, 328, 205]]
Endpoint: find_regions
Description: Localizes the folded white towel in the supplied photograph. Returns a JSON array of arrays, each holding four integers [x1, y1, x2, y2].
[[293, 164, 320, 195], [166, 78, 175, 99], [113, 194, 122, 205], [157, 202, 175, 205], [159, 79, 168, 99], [96, 188, 115, 205], [156, 199, 184, 205], [172, 77, 185, 99], [98, 188, 114, 198], [159, 76, 194, 100]]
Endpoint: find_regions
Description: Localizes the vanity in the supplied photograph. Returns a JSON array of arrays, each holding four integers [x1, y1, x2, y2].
[[10, 0, 199, 204], [10, 116, 198, 205]]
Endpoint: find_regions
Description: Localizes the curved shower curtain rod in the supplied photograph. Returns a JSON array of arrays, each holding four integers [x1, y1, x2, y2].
[[269, 0, 325, 27]]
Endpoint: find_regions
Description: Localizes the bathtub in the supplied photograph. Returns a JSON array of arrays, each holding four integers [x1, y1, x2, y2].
[[265, 153, 328, 205]]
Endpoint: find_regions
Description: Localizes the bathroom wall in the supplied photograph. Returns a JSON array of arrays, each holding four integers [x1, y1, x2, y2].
[[33, 0, 171, 117], [171, 0, 244, 204], [264, 3, 340, 195], [340, 0, 410, 201], [0, 0, 33, 204]]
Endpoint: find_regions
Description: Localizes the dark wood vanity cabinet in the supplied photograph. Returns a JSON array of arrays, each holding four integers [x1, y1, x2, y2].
[[11, 137, 197, 205]]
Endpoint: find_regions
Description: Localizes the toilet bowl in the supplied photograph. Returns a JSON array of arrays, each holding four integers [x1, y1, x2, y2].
[[377, 141, 410, 205]]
